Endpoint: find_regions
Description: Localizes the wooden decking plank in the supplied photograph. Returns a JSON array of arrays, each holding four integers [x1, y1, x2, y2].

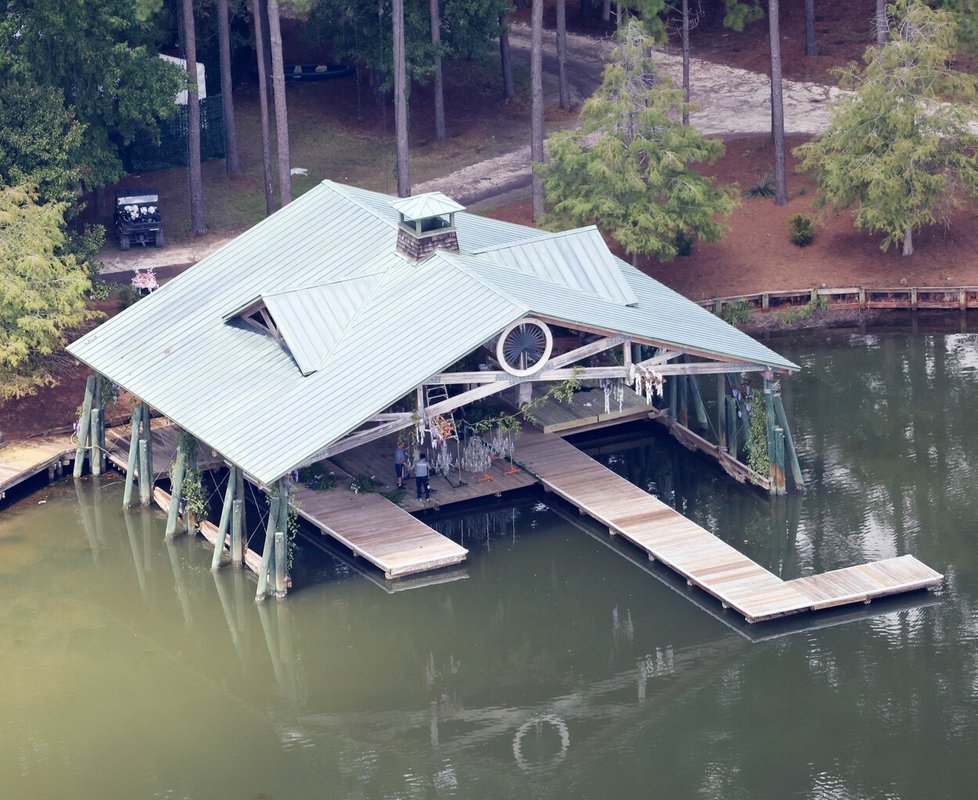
[[516, 431, 942, 624]]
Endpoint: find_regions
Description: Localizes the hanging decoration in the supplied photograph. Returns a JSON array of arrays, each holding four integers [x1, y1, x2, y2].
[[598, 378, 625, 414], [628, 364, 666, 404], [433, 445, 455, 478], [461, 435, 493, 480], [429, 414, 456, 448]]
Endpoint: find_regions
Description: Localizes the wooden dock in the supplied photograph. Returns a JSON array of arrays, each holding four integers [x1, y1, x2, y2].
[[0, 435, 73, 499], [293, 463, 468, 579], [516, 432, 943, 623], [505, 382, 655, 435]]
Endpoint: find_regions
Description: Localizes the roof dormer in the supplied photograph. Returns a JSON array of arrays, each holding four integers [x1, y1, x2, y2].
[[390, 192, 464, 261]]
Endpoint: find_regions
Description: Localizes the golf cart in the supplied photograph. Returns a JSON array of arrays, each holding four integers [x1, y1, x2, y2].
[[114, 189, 164, 250]]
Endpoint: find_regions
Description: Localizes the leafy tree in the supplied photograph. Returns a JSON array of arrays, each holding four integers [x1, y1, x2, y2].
[[304, 0, 506, 93], [0, 0, 183, 190], [795, 3, 978, 255], [541, 19, 737, 261], [0, 186, 92, 399], [0, 85, 83, 205]]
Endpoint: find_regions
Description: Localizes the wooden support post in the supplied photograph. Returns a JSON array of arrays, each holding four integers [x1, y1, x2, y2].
[[232, 466, 246, 567], [212, 467, 237, 570], [725, 396, 738, 459], [73, 375, 96, 478], [763, 380, 777, 495], [668, 376, 678, 420], [122, 405, 143, 508], [164, 441, 187, 539], [773, 425, 786, 495], [90, 408, 103, 476], [274, 531, 287, 597], [231, 499, 244, 567], [688, 374, 708, 430], [138, 439, 151, 506], [256, 495, 281, 601], [717, 375, 728, 451], [772, 392, 805, 491], [139, 402, 154, 499], [678, 374, 688, 427]]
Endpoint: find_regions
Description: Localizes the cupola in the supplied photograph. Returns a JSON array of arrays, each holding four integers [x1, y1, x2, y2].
[[390, 192, 464, 260]]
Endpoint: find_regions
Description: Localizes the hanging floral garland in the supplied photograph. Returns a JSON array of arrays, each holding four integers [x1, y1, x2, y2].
[[628, 364, 665, 404]]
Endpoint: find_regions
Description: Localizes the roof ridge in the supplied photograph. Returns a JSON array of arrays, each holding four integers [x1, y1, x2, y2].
[[321, 179, 399, 230], [435, 250, 535, 311], [263, 271, 386, 299], [471, 225, 601, 254], [312, 270, 391, 372]]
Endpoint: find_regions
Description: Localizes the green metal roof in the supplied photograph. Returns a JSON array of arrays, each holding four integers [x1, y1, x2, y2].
[[68, 180, 798, 485]]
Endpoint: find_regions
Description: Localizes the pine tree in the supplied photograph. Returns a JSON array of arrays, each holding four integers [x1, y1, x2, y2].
[[795, 3, 978, 256], [541, 19, 737, 261], [0, 187, 91, 399]]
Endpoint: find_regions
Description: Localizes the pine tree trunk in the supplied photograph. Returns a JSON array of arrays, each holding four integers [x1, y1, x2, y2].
[[903, 226, 914, 256], [804, 0, 818, 56], [182, 0, 207, 235], [430, 0, 446, 141], [681, 0, 690, 126], [769, 0, 788, 206], [253, 0, 276, 214], [500, 11, 514, 100], [876, 0, 888, 45], [394, 0, 411, 196], [602, 0, 611, 24], [557, 0, 570, 110], [217, 0, 240, 174], [530, 0, 545, 221], [267, 0, 292, 206]]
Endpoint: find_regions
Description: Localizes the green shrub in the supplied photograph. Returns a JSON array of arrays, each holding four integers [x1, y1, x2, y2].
[[297, 462, 336, 491], [787, 214, 814, 246], [349, 473, 376, 494], [745, 174, 776, 198], [722, 300, 753, 325], [674, 230, 693, 257]]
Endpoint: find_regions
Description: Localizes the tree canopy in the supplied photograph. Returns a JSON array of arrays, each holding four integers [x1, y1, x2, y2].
[[0, 0, 183, 190], [541, 19, 737, 261], [0, 186, 93, 399], [795, 2, 978, 255], [304, 0, 507, 91]]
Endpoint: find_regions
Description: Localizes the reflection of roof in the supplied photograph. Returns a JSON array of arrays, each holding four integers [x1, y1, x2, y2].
[[68, 180, 798, 485]]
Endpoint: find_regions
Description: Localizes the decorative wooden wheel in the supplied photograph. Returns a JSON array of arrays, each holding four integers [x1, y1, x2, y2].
[[496, 318, 553, 377]]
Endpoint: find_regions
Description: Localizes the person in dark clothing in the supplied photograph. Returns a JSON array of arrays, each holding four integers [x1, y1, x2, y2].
[[393, 441, 409, 489], [414, 453, 430, 500]]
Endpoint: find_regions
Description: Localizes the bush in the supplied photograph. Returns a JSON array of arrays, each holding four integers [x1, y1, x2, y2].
[[787, 214, 814, 246], [721, 300, 753, 325], [349, 473, 376, 494], [745, 174, 776, 198], [297, 462, 336, 491]]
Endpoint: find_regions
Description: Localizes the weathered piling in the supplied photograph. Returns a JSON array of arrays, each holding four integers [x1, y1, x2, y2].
[[73, 375, 96, 478]]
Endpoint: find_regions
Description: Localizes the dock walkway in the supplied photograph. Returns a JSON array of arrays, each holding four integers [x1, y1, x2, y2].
[[0, 435, 73, 499], [516, 432, 942, 623], [294, 463, 468, 579]]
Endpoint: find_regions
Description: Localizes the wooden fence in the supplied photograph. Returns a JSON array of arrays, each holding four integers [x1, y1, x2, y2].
[[702, 286, 978, 316]]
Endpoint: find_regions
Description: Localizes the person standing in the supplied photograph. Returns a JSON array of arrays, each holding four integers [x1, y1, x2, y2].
[[414, 452, 430, 501], [393, 441, 409, 489]]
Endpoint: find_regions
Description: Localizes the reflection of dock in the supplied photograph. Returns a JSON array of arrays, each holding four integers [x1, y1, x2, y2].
[[516, 432, 943, 624], [0, 435, 73, 499]]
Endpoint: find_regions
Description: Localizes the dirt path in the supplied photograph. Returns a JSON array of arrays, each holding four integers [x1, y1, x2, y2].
[[102, 25, 840, 274]]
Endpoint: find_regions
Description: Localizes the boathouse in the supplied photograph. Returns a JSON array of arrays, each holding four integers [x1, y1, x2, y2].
[[66, 181, 941, 617]]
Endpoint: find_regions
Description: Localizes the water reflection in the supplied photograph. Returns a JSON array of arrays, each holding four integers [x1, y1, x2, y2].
[[4, 329, 978, 798]]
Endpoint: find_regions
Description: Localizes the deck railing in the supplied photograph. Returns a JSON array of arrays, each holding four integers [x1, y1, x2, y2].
[[701, 286, 978, 315]]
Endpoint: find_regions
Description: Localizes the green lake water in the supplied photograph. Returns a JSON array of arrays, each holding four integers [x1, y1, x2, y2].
[[2, 327, 976, 799]]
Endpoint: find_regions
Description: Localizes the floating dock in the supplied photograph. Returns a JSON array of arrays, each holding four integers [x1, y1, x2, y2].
[[515, 432, 942, 623], [0, 435, 73, 499]]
